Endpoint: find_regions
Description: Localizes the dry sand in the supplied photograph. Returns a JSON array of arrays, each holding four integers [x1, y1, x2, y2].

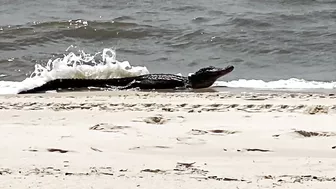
[[0, 91, 336, 188]]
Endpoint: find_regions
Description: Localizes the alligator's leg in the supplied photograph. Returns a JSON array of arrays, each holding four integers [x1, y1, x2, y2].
[[116, 80, 140, 90]]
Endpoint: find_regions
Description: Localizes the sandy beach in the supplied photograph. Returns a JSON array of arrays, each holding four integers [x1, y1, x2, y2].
[[0, 91, 336, 188]]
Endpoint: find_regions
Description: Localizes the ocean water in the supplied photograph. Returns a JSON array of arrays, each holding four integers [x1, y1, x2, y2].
[[1, 0, 336, 94]]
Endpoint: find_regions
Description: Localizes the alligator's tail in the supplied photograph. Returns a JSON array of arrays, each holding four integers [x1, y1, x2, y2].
[[18, 77, 135, 94]]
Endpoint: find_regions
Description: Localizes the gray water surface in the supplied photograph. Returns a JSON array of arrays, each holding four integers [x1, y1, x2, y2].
[[1, 0, 336, 82]]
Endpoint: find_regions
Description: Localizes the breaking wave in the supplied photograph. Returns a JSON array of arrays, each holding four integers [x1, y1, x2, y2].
[[215, 79, 336, 90], [0, 47, 149, 94]]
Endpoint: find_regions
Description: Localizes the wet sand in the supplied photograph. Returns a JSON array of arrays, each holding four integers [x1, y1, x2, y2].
[[0, 91, 336, 188]]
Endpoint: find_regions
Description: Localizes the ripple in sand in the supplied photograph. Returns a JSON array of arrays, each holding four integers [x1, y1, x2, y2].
[[274, 130, 336, 138], [89, 123, 131, 132], [176, 137, 206, 145], [188, 129, 240, 136], [294, 130, 336, 137]]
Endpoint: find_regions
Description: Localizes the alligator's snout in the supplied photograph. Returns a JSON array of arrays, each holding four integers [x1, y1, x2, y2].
[[221, 65, 234, 75], [227, 65, 234, 71]]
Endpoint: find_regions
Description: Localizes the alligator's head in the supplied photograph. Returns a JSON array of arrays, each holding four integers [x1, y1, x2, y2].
[[188, 65, 234, 89]]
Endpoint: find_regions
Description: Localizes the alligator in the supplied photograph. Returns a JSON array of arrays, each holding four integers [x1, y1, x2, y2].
[[18, 65, 234, 94]]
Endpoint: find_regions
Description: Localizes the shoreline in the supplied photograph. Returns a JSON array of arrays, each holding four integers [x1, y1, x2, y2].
[[1, 90, 336, 114], [1, 90, 336, 188]]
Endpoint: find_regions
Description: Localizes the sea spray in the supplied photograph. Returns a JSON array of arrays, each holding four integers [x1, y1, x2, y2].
[[30, 48, 149, 80]]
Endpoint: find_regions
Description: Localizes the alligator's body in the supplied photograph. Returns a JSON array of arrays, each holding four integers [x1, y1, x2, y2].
[[18, 65, 234, 94]]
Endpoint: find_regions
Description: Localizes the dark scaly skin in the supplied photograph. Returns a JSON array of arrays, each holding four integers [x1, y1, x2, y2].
[[18, 65, 234, 94]]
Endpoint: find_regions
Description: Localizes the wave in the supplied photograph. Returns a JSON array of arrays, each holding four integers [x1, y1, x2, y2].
[[0, 20, 173, 51], [1, 47, 336, 94], [215, 79, 336, 90], [0, 47, 149, 94]]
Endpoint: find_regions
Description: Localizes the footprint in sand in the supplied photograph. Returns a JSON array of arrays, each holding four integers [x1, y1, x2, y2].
[[188, 129, 240, 136], [223, 148, 272, 153], [293, 130, 336, 137], [176, 137, 206, 145], [188, 129, 208, 135], [240, 148, 272, 152], [273, 130, 336, 138], [305, 105, 329, 115], [133, 114, 185, 125], [89, 123, 131, 133], [129, 145, 171, 150], [24, 147, 75, 153], [143, 114, 168, 124], [131, 114, 168, 125]]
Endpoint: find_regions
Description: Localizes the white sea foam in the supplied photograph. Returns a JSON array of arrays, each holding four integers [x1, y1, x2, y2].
[[215, 78, 336, 90], [0, 48, 149, 94]]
